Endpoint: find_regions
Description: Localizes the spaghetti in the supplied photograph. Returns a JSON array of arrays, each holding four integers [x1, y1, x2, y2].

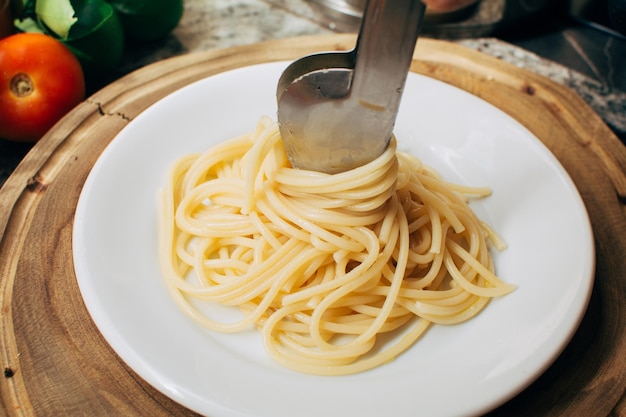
[[158, 116, 515, 375]]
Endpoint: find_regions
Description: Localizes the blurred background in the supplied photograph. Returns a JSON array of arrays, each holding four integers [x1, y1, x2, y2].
[[1, 0, 625, 185], [305, 0, 625, 40]]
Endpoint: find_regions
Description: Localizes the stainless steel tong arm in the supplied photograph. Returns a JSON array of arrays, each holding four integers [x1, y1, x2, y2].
[[277, 0, 426, 173]]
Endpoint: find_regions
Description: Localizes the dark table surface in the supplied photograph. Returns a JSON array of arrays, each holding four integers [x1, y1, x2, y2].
[[1, 0, 625, 188], [501, 11, 626, 144]]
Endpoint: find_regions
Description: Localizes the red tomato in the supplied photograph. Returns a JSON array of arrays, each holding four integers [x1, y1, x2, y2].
[[0, 33, 85, 142]]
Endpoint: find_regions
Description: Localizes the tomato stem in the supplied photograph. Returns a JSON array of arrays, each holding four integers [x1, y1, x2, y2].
[[10, 73, 34, 97]]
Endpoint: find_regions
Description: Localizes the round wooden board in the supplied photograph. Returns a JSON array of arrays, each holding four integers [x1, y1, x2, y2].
[[1, 34, 625, 417]]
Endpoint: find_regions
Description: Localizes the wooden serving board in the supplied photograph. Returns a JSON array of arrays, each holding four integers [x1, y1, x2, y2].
[[1, 34, 625, 417]]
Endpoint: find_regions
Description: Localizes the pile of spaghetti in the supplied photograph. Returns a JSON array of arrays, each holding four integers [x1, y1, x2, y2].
[[158, 116, 515, 375]]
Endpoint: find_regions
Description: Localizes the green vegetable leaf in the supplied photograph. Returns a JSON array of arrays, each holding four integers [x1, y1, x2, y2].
[[66, 0, 116, 40], [35, 0, 78, 39], [62, 0, 125, 77], [105, 0, 150, 15], [13, 17, 45, 33], [106, 0, 183, 41]]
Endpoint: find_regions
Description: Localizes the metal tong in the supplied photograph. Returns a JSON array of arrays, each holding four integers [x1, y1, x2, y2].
[[276, 0, 426, 174]]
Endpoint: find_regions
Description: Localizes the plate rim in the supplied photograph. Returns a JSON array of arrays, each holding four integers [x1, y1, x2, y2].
[[72, 60, 596, 417]]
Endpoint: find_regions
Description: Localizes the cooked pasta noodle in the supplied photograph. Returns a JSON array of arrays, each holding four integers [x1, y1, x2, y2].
[[158, 116, 515, 375]]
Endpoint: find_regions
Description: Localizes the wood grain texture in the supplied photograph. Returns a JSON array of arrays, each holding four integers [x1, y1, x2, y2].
[[0, 34, 624, 417]]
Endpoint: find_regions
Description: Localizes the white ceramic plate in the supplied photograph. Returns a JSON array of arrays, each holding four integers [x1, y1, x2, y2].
[[73, 61, 594, 417]]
